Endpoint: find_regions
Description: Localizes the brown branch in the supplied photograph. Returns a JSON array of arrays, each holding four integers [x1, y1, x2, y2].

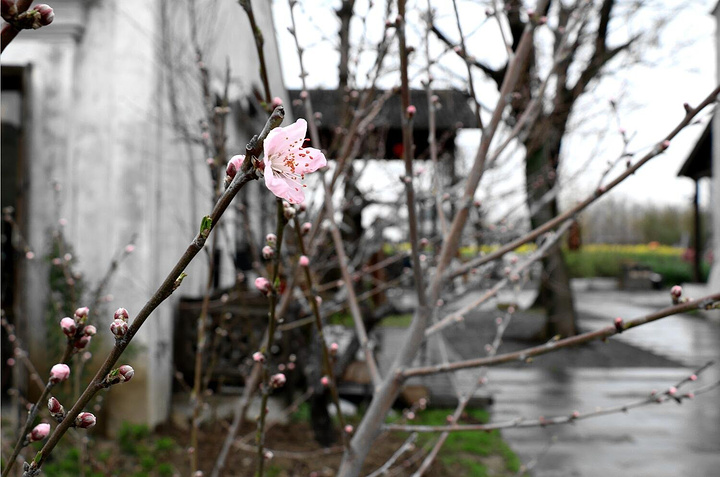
[[403, 292, 720, 379]]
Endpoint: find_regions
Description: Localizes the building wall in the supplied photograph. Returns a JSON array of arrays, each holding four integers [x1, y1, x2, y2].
[[2, 0, 288, 431], [711, 3, 720, 291]]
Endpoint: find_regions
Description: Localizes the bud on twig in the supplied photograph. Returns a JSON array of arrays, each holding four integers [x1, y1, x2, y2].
[[48, 396, 65, 419], [255, 277, 271, 295], [27, 423, 50, 442], [60, 317, 76, 337], [49, 364, 70, 383], [75, 412, 96, 429], [110, 319, 129, 339]]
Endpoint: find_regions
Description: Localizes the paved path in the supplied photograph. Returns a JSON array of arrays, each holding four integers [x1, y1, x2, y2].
[[380, 282, 720, 476]]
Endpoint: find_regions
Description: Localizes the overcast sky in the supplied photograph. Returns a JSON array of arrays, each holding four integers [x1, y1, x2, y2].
[[271, 0, 717, 218]]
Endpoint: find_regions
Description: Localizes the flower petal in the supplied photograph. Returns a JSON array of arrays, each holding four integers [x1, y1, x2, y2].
[[298, 147, 327, 173], [263, 158, 306, 204], [264, 119, 308, 158]]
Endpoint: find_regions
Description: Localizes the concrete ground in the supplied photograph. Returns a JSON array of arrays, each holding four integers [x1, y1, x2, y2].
[[378, 279, 720, 477]]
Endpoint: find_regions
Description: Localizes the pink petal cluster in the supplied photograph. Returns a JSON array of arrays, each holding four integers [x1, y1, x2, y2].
[[262, 119, 327, 204], [299, 255, 310, 267], [270, 373, 286, 388], [255, 277, 271, 294]]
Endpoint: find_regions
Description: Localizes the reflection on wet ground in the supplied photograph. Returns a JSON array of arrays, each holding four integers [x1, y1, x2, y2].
[[380, 283, 720, 476]]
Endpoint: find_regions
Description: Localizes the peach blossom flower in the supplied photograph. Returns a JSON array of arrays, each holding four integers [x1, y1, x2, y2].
[[262, 119, 326, 204]]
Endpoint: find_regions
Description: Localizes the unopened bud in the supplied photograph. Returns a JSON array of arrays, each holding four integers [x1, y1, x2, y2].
[[83, 325, 97, 336], [301, 222, 312, 234], [329, 342, 339, 355], [253, 352, 265, 363], [262, 246, 275, 260], [226, 155, 244, 179], [320, 376, 329, 387], [75, 412, 96, 429], [114, 308, 129, 322], [28, 423, 50, 442], [283, 203, 296, 220], [670, 285, 682, 303], [110, 319, 129, 338], [255, 277, 271, 295], [48, 396, 62, 413], [74, 306, 89, 321], [60, 317, 77, 337], [406, 105, 416, 118], [49, 364, 70, 383], [344, 425, 354, 434], [299, 255, 310, 267], [270, 373, 286, 388], [266, 234, 277, 246], [74, 335, 91, 349], [118, 365, 134, 382], [34, 4, 54, 26]]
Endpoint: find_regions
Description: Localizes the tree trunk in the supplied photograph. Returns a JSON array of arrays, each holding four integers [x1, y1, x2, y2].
[[525, 118, 577, 337]]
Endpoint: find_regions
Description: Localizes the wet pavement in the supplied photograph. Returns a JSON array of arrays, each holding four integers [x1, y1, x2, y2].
[[379, 280, 720, 476]]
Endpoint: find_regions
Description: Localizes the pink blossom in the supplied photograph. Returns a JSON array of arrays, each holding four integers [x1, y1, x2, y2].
[[226, 154, 245, 180], [668, 386, 677, 395], [406, 105, 416, 117], [252, 351, 265, 363], [689, 374, 697, 381], [255, 277, 271, 294], [329, 342, 339, 355], [28, 423, 50, 442], [124, 244, 135, 254], [266, 233, 277, 246], [60, 317, 76, 336], [299, 255, 310, 267], [344, 425, 354, 433], [320, 376, 329, 387], [25, 251, 35, 259], [83, 325, 97, 336], [262, 119, 327, 204], [75, 412, 96, 429], [49, 363, 70, 383]]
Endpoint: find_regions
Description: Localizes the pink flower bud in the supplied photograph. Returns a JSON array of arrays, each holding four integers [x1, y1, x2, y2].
[[329, 343, 339, 355], [83, 325, 97, 336], [74, 335, 91, 349], [252, 352, 265, 363], [266, 234, 277, 246], [661, 140, 670, 149], [75, 412, 96, 429], [320, 376, 329, 387], [344, 425, 354, 433], [283, 204, 296, 220], [301, 222, 312, 234], [110, 319, 129, 338], [299, 255, 310, 267], [118, 365, 134, 382], [406, 105, 416, 117], [226, 155, 245, 179], [264, 450, 274, 461], [670, 285, 682, 303], [689, 374, 697, 381], [262, 246, 275, 260], [571, 411, 580, 419], [300, 90, 308, 99], [28, 423, 50, 442], [34, 4, 54, 26], [315, 296, 322, 306], [668, 386, 677, 395], [406, 412, 415, 420], [114, 308, 129, 321], [686, 392, 695, 399], [49, 363, 70, 383], [124, 244, 135, 254], [25, 251, 35, 259], [48, 396, 63, 415], [271, 97, 283, 108], [270, 373, 286, 388], [60, 317, 77, 336], [74, 307, 89, 320], [255, 277, 271, 294]]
